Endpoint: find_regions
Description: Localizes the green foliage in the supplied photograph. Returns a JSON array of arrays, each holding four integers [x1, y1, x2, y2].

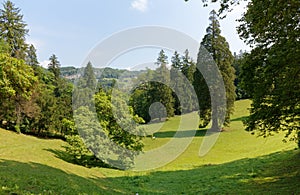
[[170, 50, 197, 115], [25, 44, 38, 67], [194, 10, 235, 129], [130, 50, 176, 123], [64, 135, 94, 166], [83, 61, 97, 89], [94, 90, 144, 152], [48, 54, 61, 80], [0, 0, 28, 59], [0, 53, 37, 132], [70, 62, 145, 168], [238, 0, 300, 146], [153, 50, 175, 119], [233, 51, 249, 100]]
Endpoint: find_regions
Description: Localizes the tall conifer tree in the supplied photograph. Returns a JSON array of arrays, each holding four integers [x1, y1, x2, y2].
[[194, 10, 235, 130], [0, 0, 28, 59]]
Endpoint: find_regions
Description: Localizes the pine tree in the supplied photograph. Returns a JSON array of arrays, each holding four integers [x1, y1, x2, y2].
[[171, 50, 197, 114], [48, 54, 61, 80], [26, 44, 38, 67], [0, 0, 28, 59], [171, 51, 183, 115], [195, 10, 235, 130], [171, 51, 182, 69], [153, 50, 174, 119], [83, 61, 97, 89]]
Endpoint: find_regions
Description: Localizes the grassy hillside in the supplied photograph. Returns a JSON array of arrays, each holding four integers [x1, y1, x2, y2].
[[0, 100, 299, 194]]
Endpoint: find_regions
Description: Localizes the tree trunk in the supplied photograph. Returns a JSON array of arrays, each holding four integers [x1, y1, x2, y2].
[[211, 104, 219, 131]]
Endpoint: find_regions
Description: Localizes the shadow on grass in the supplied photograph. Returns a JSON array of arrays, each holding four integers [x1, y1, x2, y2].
[[44, 149, 111, 169], [1, 150, 299, 194], [153, 129, 224, 138], [0, 159, 114, 194], [230, 116, 249, 122], [108, 149, 300, 194]]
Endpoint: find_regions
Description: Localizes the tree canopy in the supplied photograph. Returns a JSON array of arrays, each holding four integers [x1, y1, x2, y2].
[[238, 0, 300, 145]]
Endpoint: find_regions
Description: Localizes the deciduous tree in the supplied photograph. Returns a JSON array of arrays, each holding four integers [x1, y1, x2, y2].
[[238, 0, 300, 145]]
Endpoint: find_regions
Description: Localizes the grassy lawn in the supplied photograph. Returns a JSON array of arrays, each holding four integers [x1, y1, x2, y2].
[[0, 100, 299, 194]]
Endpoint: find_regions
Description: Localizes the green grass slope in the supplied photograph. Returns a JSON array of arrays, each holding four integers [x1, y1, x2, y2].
[[0, 100, 299, 194]]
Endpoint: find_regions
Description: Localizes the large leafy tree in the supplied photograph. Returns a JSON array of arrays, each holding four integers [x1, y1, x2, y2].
[[70, 62, 145, 168], [194, 10, 235, 130], [0, 0, 28, 59], [130, 69, 155, 122], [238, 0, 300, 146], [0, 53, 37, 132]]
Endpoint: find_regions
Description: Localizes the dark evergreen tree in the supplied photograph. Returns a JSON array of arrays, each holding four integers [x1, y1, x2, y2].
[[195, 10, 235, 130], [25, 44, 38, 67], [171, 51, 183, 115], [48, 54, 61, 80], [171, 51, 182, 69], [83, 61, 97, 89], [153, 50, 175, 119], [0, 0, 28, 59], [181, 49, 191, 78]]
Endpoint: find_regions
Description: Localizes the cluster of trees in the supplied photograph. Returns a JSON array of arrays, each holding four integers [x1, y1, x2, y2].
[[0, 0, 73, 137], [130, 10, 236, 131], [0, 1, 146, 168], [0, 0, 298, 170], [188, 0, 299, 147], [130, 49, 196, 123]]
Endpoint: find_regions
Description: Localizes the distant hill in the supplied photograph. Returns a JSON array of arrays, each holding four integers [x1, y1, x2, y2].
[[60, 66, 146, 89]]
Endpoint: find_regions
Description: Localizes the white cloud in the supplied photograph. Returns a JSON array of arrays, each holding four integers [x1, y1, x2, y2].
[[40, 60, 50, 68], [131, 0, 148, 12]]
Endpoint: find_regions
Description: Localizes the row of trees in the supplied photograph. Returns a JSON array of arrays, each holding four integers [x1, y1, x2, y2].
[[130, 10, 236, 131]]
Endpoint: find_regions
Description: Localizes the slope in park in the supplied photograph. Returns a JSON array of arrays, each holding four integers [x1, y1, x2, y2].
[[0, 100, 299, 194]]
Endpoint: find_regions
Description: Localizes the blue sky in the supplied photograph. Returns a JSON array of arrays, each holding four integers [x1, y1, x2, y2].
[[9, 0, 249, 69]]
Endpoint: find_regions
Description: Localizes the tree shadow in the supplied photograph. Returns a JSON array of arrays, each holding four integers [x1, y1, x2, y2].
[[0, 159, 116, 194], [153, 129, 223, 138], [230, 116, 249, 122], [107, 149, 300, 194], [1, 150, 299, 194], [44, 149, 111, 169]]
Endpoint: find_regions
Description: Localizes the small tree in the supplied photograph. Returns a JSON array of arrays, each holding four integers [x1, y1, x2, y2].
[[48, 54, 61, 80]]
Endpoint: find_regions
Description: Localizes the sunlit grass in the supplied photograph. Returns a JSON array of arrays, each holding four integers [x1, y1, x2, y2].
[[0, 99, 299, 194]]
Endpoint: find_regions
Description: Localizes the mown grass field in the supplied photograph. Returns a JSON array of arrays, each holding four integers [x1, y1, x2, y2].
[[0, 100, 299, 194]]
